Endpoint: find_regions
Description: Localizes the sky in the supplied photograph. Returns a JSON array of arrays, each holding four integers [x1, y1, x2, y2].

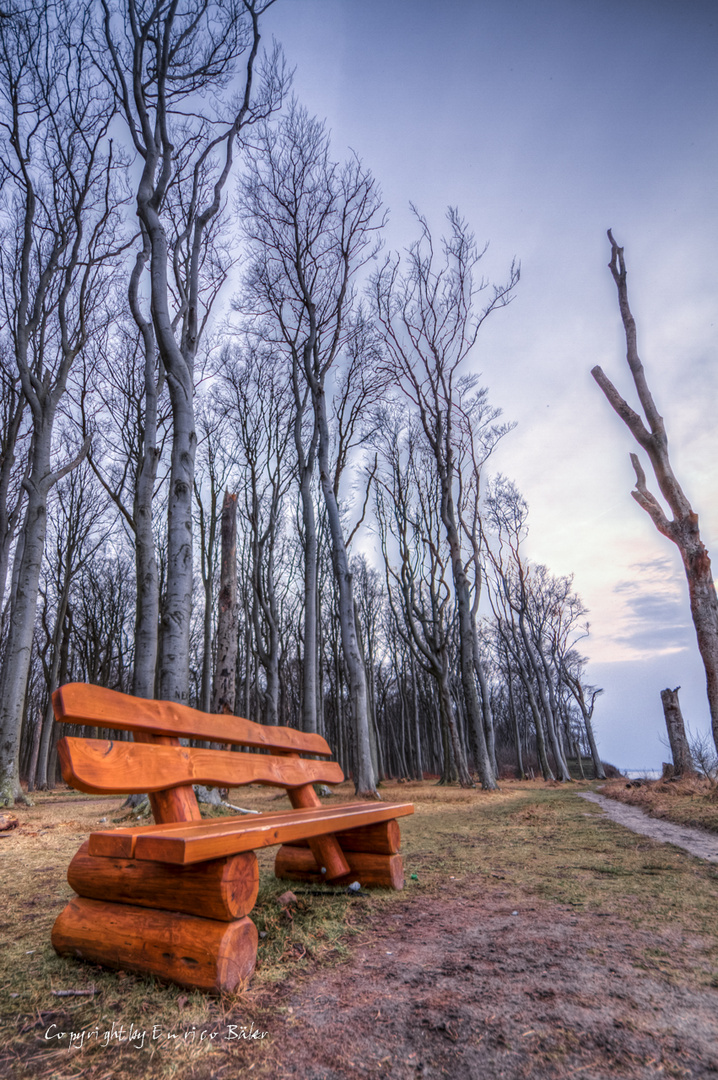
[[261, 0, 718, 769]]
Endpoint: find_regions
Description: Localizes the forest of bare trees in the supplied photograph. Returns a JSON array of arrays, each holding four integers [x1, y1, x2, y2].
[[0, 0, 613, 806]]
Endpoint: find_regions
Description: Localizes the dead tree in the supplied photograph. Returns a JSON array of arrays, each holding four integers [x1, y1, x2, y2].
[[660, 687, 696, 777], [592, 231, 718, 755]]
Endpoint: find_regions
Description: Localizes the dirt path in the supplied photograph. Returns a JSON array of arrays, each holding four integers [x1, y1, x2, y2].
[[248, 879, 718, 1080], [579, 792, 718, 863]]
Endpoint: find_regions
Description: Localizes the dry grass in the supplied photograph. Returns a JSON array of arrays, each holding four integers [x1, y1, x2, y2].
[[600, 775, 718, 833], [1, 778, 718, 1079]]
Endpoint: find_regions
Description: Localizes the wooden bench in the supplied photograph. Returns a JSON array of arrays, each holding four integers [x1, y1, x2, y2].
[[50, 683, 413, 993]]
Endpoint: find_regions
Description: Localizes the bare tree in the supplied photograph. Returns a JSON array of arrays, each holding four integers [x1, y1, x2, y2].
[[374, 209, 518, 790], [0, 0, 124, 804], [219, 342, 294, 725], [376, 412, 474, 787], [99, 0, 285, 705], [211, 490, 239, 718], [592, 231, 718, 755], [240, 105, 384, 795]]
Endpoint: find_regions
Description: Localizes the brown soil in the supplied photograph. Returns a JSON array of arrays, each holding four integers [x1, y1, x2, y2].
[[3, 784, 718, 1080], [244, 885, 718, 1080]]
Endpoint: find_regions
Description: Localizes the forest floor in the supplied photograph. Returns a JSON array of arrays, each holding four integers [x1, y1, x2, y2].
[[1, 779, 718, 1080]]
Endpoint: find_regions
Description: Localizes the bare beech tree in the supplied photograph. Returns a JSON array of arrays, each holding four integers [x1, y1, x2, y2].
[[592, 231, 718, 754], [373, 209, 518, 790], [376, 412, 474, 787], [240, 105, 384, 796], [219, 343, 294, 725], [99, 0, 285, 704], [0, 345, 27, 617], [0, 0, 124, 803]]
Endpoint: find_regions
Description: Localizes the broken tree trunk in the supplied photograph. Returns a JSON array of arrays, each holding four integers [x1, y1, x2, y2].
[[660, 686, 696, 777]]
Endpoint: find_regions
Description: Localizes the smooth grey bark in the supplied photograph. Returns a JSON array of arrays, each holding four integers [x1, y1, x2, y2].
[[593, 231, 718, 754], [0, 3, 116, 803], [315, 385, 377, 795], [0, 377, 26, 616], [212, 491, 239, 717], [128, 229, 161, 699], [660, 686, 696, 776], [102, 0, 282, 705]]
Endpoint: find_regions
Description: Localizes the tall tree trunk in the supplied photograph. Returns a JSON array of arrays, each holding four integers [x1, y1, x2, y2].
[[315, 389, 377, 798], [212, 492, 238, 718], [0, 423, 56, 804], [130, 231, 161, 700], [439, 467, 497, 789]]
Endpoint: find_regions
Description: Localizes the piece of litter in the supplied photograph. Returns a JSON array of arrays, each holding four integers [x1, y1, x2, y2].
[[259, 931, 267, 938], [320, 867, 326, 874], [10, 993, 19, 998], [25, 950, 35, 954], [410, 873, 418, 881], [511, 911, 518, 916], [386, 951, 393, 955], [348, 881, 361, 893]]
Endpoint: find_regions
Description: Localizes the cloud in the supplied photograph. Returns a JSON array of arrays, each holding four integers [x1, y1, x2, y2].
[[604, 557, 692, 658]]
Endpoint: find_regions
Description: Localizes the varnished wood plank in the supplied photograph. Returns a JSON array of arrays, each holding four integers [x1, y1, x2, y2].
[[57, 737, 344, 796], [67, 841, 259, 921], [87, 802, 415, 864], [52, 897, 257, 993], [276, 846, 405, 890], [291, 819, 401, 855], [53, 682, 332, 756], [133, 732, 201, 824]]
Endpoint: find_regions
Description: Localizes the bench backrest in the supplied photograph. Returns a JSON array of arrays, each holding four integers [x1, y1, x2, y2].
[[53, 683, 343, 825]]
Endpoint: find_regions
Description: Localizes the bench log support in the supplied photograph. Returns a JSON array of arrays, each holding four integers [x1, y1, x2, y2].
[[52, 897, 257, 993]]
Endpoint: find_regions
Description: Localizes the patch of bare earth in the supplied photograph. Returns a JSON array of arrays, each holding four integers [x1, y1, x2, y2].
[[250, 880, 718, 1080]]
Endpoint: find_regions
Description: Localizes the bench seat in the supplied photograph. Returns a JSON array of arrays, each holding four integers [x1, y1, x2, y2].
[[88, 800, 415, 864]]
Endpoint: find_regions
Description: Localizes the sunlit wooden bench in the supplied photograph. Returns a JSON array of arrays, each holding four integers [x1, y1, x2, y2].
[[50, 683, 413, 993]]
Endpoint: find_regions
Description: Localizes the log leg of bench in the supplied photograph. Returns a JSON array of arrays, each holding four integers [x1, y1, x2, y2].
[[52, 897, 257, 993], [275, 846, 405, 890], [67, 841, 259, 921], [287, 784, 350, 881]]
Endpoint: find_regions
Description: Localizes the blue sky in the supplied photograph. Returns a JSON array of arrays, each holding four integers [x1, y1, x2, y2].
[[262, 0, 718, 768]]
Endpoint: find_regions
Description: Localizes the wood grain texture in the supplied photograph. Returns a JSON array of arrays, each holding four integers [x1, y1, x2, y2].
[[52, 897, 258, 993], [290, 819, 401, 855], [275, 846, 405, 890], [88, 802, 415, 864], [53, 682, 332, 756], [57, 737, 344, 796], [133, 731, 202, 824], [288, 783, 350, 881], [67, 841, 259, 921]]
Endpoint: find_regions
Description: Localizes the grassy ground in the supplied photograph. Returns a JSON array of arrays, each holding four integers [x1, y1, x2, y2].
[[600, 775, 718, 834], [1, 779, 717, 1079]]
